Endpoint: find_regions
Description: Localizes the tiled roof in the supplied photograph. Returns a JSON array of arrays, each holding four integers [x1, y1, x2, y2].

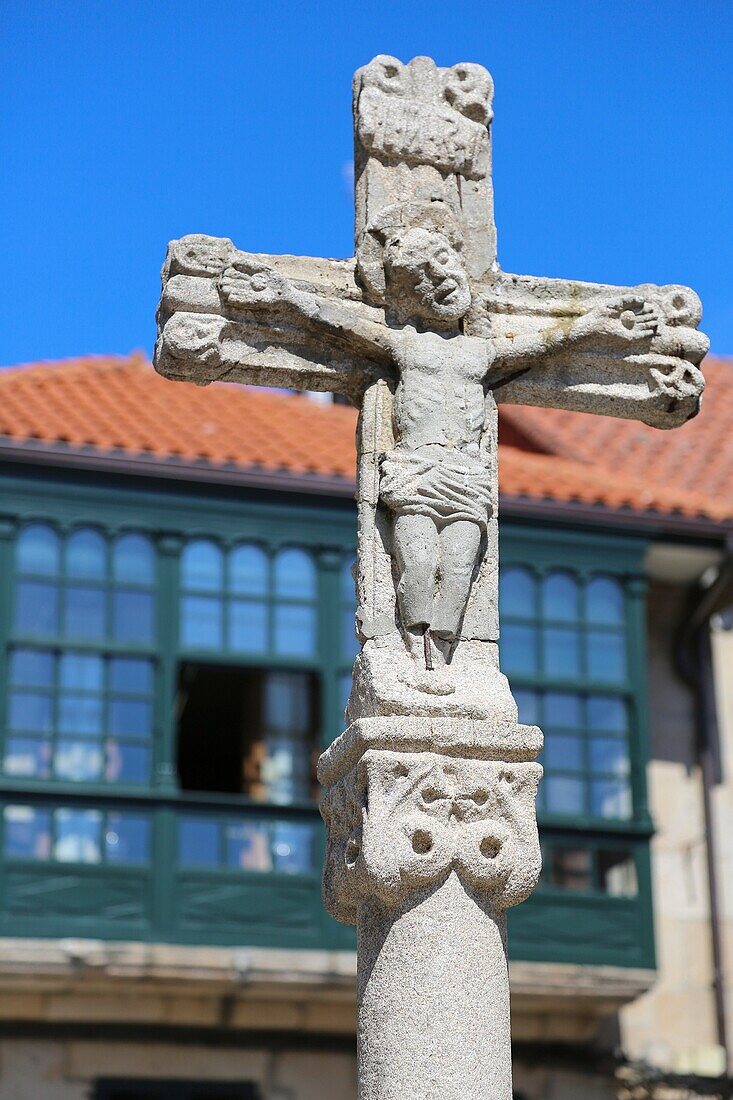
[[0, 352, 731, 525]]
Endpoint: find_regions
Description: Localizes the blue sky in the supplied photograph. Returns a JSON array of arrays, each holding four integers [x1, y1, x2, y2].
[[2, 0, 731, 366]]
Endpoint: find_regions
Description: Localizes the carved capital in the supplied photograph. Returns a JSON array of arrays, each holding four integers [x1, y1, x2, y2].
[[321, 749, 542, 924]]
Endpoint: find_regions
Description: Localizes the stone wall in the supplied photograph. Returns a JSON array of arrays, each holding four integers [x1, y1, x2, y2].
[[0, 1038, 358, 1100], [621, 582, 727, 1075]]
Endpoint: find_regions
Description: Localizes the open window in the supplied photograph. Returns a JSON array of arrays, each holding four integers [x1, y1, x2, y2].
[[176, 662, 319, 803]]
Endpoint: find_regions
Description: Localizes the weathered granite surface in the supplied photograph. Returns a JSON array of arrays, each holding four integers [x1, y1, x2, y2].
[[153, 53, 708, 1100]]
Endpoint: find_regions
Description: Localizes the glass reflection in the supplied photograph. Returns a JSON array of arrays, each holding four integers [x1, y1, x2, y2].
[[229, 544, 268, 596], [113, 533, 154, 584], [105, 813, 150, 863], [182, 541, 223, 592], [228, 598, 268, 653], [54, 809, 103, 863], [586, 576, 625, 625], [274, 604, 316, 657], [179, 817, 220, 866], [274, 548, 316, 599], [16, 525, 60, 576], [15, 581, 59, 635], [66, 529, 106, 579], [543, 627, 580, 678], [4, 806, 51, 859], [542, 572, 579, 622], [499, 566, 535, 618], [586, 631, 626, 682]]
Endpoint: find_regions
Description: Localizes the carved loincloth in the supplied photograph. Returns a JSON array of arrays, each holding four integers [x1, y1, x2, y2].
[[379, 447, 493, 529]]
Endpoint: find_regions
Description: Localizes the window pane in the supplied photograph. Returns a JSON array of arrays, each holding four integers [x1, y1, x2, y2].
[[105, 741, 150, 784], [15, 580, 59, 634], [544, 692, 582, 728], [545, 775, 585, 815], [341, 608, 359, 661], [229, 599, 268, 653], [54, 741, 104, 781], [10, 648, 54, 687], [272, 822, 317, 874], [544, 733, 583, 772], [109, 698, 152, 737], [550, 847, 592, 891], [106, 813, 150, 863], [8, 690, 53, 733], [60, 652, 103, 691], [543, 627, 580, 678], [274, 604, 316, 657], [225, 821, 272, 871], [586, 576, 625, 625], [587, 630, 626, 682], [179, 817, 220, 866], [588, 695, 627, 732], [182, 540, 223, 592], [4, 737, 51, 778], [229, 544, 268, 596], [54, 809, 103, 862], [501, 624, 538, 675], [591, 780, 632, 819], [265, 673, 312, 733], [274, 548, 316, 599], [598, 849, 638, 897], [114, 533, 154, 584], [110, 658, 154, 695], [181, 596, 223, 649], [514, 689, 539, 725], [542, 572, 579, 622], [16, 525, 60, 576], [64, 585, 105, 639], [590, 737, 630, 777], [66, 528, 106, 579], [58, 693, 103, 735], [4, 806, 51, 859], [499, 566, 535, 618], [113, 590, 154, 644]]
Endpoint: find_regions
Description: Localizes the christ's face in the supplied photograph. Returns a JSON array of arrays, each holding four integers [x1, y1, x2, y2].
[[384, 228, 471, 322]]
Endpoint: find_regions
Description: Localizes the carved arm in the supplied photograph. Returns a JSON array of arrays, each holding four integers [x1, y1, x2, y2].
[[488, 296, 661, 385], [219, 259, 395, 365]]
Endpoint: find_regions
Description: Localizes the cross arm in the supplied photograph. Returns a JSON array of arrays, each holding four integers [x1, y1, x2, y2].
[[471, 272, 708, 429], [154, 234, 390, 402]]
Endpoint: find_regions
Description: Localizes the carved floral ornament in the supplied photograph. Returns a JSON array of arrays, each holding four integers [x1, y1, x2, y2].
[[321, 751, 542, 922]]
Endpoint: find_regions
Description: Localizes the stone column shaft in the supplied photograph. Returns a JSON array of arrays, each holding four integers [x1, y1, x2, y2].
[[358, 874, 511, 1100]]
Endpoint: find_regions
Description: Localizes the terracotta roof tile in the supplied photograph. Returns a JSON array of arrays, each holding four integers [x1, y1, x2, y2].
[[0, 353, 731, 524]]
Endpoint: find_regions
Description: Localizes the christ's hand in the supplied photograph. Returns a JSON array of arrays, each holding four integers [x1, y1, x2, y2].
[[585, 296, 660, 346]]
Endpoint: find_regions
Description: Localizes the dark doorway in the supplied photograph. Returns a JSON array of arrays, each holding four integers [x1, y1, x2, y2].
[[95, 1080, 259, 1100]]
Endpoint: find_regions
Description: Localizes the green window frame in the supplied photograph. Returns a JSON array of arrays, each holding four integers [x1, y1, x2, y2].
[[4, 523, 158, 789], [499, 564, 636, 825]]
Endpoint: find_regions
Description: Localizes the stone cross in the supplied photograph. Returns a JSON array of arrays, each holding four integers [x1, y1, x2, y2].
[[154, 55, 707, 1100]]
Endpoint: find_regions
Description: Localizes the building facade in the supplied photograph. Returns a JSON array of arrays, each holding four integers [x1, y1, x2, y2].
[[0, 354, 730, 1099]]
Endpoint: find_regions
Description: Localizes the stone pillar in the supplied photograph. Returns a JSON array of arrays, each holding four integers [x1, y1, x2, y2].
[[320, 734, 542, 1100]]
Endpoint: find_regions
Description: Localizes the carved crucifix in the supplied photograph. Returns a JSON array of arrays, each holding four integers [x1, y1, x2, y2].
[[154, 55, 707, 1100]]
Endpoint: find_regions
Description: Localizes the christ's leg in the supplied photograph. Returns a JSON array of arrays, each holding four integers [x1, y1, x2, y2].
[[392, 513, 453, 692], [432, 520, 482, 648], [392, 512, 438, 634]]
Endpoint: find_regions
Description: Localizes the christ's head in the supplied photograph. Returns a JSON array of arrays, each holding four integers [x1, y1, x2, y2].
[[383, 227, 471, 324]]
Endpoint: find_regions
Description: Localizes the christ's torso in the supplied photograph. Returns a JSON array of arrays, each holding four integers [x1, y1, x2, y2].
[[391, 329, 489, 453]]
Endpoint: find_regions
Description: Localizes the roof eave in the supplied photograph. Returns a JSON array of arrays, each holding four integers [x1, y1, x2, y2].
[[0, 437, 728, 541]]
